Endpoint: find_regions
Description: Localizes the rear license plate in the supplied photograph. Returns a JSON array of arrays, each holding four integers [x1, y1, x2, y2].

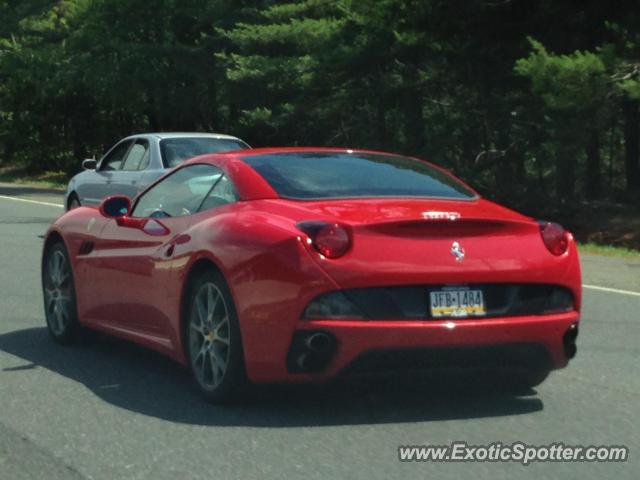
[[429, 288, 486, 318]]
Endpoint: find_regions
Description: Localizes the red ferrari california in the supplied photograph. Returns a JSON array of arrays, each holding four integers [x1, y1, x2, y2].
[[41, 148, 581, 402]]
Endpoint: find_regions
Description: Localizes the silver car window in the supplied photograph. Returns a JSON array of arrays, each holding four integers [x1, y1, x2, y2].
[[160, 137, 249, 168], [100, 140, 133, 171], [138, 147, 151, 170], [122, 140, 150, 171]]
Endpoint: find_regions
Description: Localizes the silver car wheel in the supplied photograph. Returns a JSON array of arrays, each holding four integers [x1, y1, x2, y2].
[[44, 250, 72, 336], [188, 282, 231, 391]]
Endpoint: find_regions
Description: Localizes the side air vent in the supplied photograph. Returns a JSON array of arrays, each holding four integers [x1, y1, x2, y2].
[[78, 241, 94, 256]]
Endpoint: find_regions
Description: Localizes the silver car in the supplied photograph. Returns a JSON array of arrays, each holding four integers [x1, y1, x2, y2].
[[65, 132, 249, 210]]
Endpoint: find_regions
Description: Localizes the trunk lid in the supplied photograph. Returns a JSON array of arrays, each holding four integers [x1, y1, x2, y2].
[[258, 198, 578, 288]]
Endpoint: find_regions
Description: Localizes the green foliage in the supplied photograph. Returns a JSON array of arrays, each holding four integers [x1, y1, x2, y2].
[[0, 0, 639, 203], [579, 243, 640, 258], [618, 79, 640, 100], [515, 39, 608, 113]]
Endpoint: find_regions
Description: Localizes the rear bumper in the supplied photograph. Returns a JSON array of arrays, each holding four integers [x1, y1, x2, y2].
[[246, 311, 579, 383]]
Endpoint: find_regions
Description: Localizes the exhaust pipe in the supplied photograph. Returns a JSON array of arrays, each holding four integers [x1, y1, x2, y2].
[[305, 332, 332, 352], [297, 352, 312, 370], [287, 331, 337, 373]]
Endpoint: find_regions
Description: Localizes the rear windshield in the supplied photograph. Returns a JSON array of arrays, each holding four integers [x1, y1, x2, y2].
[[160, 137, 249, 168], [241, 152, 476, 200]]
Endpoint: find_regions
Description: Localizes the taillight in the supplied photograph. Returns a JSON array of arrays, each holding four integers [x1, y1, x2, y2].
[[297, 221, 352, 259], [538, 221, 569, 255]]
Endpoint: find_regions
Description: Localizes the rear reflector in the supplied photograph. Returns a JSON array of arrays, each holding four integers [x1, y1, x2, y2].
[[302, 291, 365, 319]]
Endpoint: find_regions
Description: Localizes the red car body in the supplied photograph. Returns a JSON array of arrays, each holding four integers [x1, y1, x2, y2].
[[43, 148, 581, 386]]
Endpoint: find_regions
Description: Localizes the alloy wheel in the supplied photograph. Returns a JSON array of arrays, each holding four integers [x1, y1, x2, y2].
[[44, 250, 72, 336], [188, 282, 231, 391]]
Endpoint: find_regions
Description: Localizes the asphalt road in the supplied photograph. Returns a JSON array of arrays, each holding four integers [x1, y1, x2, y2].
[[0, 183, 638, 480]]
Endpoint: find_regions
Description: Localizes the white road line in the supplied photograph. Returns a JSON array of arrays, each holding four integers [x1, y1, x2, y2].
[[584, 284, 640, 297], [0, 194, 63, 208]]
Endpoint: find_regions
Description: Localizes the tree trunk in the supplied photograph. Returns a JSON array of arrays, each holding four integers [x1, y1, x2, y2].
[[376, 95, 387, 151], [557, 148, 576, 200], [623, 99, 639, 192], [402, 88, 425, 156], [609, 120, 616, 188], [585, 128, 601, 199]]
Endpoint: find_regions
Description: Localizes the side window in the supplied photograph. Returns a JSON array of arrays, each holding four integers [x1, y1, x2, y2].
[[138, 147, 151, 170], [121, 140, 150, 171], [198, 175, 238, 212], [131, 164, 222, 218], [100, 140, 133, 171]]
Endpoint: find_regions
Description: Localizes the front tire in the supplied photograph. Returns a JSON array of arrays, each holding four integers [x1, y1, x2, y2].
[[42, 242, 81, 344], [185, 270, 247, 403]]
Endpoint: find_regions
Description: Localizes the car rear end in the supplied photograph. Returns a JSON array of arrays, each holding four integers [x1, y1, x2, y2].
[[232, 150, 581, 384], [289, 207, 580, 381]]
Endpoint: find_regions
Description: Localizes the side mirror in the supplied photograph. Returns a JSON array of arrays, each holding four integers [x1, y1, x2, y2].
[[98, 195, 170, 236], [99, 195, 131, 219], [82, 158, 97, 170]]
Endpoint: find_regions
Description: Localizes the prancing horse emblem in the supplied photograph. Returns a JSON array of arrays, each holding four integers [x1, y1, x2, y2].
[[450, 241, 465, 262]]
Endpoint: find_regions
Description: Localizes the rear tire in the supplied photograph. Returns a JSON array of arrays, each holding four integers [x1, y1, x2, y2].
[[185, 269, 248, 403], [42, 242, 81, 344], [68, 194, 81, 210]]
